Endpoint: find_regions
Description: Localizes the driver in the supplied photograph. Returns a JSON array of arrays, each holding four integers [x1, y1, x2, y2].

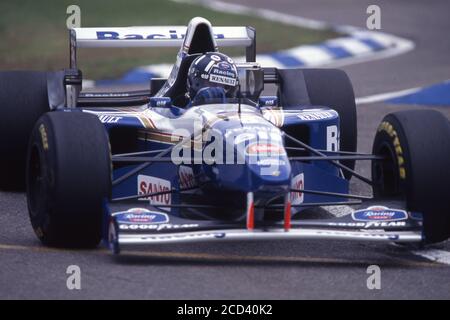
[[186, 52, 239, 106]]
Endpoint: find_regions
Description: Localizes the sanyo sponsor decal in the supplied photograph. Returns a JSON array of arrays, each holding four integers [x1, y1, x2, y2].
[[137, 175, 171, 205]]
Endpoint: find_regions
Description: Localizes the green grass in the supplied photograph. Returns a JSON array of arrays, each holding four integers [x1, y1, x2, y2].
[[0, 0, 339, 79]]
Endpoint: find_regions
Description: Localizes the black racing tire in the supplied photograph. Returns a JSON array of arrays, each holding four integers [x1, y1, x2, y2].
[[26, 112, 111, 248], [372, 109, 450, 244], [302, 69, 357, 180], [0, 71, 51, 190]]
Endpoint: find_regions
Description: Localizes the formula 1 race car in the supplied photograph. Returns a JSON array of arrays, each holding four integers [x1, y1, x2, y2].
[[1, 17, 449, 253]]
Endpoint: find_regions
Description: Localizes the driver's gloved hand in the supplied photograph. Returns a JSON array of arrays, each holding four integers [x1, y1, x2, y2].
[[192, 87, 227, 105]]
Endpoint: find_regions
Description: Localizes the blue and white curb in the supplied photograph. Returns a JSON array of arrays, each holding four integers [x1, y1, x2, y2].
[[386, 80, 450, 106], [356, 80, 450, 106], [91, 0, 414, 87]]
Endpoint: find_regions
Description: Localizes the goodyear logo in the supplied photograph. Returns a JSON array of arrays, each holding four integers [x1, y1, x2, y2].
[[378, 121, 406, 179], [39, 124, 49, 150]]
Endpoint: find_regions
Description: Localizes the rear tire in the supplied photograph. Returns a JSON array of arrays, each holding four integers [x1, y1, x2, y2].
[[278, 68, 357, 179], [372, 109, 450, 243], [303, 69, 357, 179], [26, 112, 111, 248], [0, 71, 51, 189]]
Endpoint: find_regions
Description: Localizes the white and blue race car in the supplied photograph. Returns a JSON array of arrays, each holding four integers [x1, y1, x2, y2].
[[0, 17, 449, 254]]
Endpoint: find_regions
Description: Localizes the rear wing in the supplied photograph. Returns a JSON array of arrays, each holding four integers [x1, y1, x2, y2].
[[69, 26, 256, 68]]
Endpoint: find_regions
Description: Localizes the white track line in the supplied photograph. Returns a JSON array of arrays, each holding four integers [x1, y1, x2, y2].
[[355, 87, 421, 105], [411, 249, 450, 266], [172, 0, 414, 67], [172, 0, 330, 30]]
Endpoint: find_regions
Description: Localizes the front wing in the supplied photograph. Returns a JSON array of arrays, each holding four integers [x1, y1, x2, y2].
[[106, 203, 423, 254]]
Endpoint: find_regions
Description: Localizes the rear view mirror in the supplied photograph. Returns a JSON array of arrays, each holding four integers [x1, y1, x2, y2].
[[237, 64, 264, 101]]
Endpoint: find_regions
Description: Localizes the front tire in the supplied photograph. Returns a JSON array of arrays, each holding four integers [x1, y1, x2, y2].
[[372, 109, 450, 243], [27, 112, 111, 248]]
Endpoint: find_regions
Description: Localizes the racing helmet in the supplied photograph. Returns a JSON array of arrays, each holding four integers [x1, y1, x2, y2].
[[187, 52, 239, 100]]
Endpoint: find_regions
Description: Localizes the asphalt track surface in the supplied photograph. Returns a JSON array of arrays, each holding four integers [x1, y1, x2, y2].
[[1, 0, 450, 299]]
